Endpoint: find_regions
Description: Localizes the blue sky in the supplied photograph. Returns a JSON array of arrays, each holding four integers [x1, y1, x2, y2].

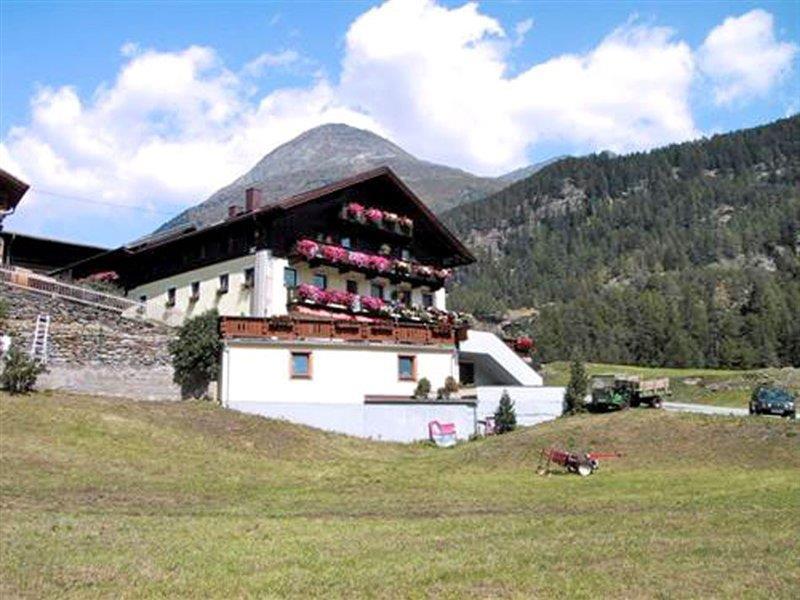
[[1, 0, 798, 247]]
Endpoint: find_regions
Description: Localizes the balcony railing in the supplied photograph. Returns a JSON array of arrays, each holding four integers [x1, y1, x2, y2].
[[220, 315, 466, 346], [0, 266, 143, 314]]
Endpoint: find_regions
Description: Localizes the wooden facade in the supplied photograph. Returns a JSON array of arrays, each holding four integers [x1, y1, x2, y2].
[[220, 316, 467, 346], [58, 167, 475, 291]]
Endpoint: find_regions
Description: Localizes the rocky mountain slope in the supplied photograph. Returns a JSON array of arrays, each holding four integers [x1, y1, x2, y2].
[[444, 115, 800, 369], [157, 124, 548, 232]]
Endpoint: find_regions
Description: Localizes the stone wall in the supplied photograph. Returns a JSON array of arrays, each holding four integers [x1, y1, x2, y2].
[[0, 283, 181, 400]]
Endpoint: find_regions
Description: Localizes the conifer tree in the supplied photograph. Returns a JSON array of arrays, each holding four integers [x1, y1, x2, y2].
[[564, 358, 588, 414], [493, 390, 517, 434]]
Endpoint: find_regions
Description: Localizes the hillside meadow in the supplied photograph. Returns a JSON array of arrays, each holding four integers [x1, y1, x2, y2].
[[542, 361, 800, 408], [1, 392, 798, 598]]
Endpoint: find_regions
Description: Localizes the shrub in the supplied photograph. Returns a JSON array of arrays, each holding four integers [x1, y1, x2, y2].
[[494, 389, 517, 434], [413, 377, 431, 399], [168, 310, 222, 399], [1, 345, 45, 394], [444, 376, 459, 396], [564, 358, 588, 414]]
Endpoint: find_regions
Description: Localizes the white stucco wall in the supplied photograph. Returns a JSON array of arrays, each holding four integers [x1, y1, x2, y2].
[[221, 340, 458, 405], [127, 253, 446, 326], [129, 255, 256, 325], [474, 386, 566, 427]]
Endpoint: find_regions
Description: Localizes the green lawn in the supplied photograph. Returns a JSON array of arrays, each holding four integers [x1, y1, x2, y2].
[[542, 361, 800, 408], [1, 392, 799, 598]]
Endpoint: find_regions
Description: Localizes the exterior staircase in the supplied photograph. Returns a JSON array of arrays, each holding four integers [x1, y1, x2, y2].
[[459, 330, 543, 386], [30, 314, 50, 364]]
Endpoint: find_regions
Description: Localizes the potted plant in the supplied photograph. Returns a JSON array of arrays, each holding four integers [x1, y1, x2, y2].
[[346, 202, 365, 221], [296, 239, 319, 260], [365, 208, 383, 225]]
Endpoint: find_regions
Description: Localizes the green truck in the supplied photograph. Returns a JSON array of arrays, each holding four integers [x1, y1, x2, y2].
[[590, 374, 671, 411]]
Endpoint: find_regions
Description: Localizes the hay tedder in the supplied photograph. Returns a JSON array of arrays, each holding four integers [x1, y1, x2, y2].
[[537, 447, 622, 477]]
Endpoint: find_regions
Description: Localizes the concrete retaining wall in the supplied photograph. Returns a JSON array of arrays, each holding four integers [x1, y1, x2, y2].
[[475, 386, 565, 426], [228, 401, 477, 443]]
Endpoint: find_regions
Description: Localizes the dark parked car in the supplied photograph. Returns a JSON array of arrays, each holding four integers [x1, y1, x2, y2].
[[749, 386, 796, 418]]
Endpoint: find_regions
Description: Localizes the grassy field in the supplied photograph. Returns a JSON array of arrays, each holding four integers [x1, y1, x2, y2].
[[1, 392, 799, 598], [542, 361, 800, 408]]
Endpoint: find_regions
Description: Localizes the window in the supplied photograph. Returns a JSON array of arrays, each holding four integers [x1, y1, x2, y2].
[[422, 292, 434, 308], [290, 352, 312, 379], [371, 283, 384, 299], [244, 267, 255, 289], [398, 355, 416, 381], [284, 267, 297, 289], [313, 273, 327, 289], [346, 279, 359, 294], [218, 274, 229, 294], [190, 281, 200, 301], [401, 248, 412, 261], [166, 287, 176, 307], [341, 236, 351, 249], [398, 289, 412, 306]]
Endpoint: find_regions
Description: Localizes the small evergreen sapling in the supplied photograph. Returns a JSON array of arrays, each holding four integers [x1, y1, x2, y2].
[[413, 377, 431, 399], [494, 389, 517, 434], [564, 358, 588, 414]]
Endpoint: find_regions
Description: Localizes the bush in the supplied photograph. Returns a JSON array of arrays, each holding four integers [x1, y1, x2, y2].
[[413, 377, 431, 399], [436, 376, 460, 400], [564, 358, 588, 414], [168, 310, 222, 399], [494, 389, 517, 434], [1, 345, 45, 394]]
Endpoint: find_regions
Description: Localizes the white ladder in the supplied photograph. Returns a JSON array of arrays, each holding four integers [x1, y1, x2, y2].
[[30, 314, 50, 364]]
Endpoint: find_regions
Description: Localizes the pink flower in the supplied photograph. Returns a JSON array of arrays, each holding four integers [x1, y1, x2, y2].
[[348, 251, 369, 268], [321, 244, 348, 263], [414, 265, 433, 278], [297, 283, 322, 302], [327, 290, 353, 306], [367, 255, 392, 272], [347, 202, 365, 217], [435, 268, 452, 280], [515, 336, 533, 352], [361, 295, 384, 312], [365, 208, 383, 223], [296, 239, 319, 259]]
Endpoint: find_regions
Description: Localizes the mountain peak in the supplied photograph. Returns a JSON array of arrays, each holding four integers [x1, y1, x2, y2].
[[154, 123, 556, 233]]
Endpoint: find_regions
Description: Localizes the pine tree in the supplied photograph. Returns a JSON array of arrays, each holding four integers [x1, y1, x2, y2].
[[494, 390, 517, 434], [564, 358, 588, 414]]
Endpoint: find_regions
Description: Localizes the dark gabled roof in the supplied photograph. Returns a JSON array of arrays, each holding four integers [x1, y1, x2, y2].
[[0, 168, 30, 211], [54, 166, 475, 275]]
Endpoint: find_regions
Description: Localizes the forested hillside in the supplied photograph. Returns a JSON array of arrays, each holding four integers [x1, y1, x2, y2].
[[445, 116, 800, 368]]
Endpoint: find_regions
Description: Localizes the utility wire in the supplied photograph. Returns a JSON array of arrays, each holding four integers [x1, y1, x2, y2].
[[31, 187, 180, 216]]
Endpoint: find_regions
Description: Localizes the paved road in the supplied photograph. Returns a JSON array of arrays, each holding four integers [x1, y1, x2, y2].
[[663, 402, 749, 417]]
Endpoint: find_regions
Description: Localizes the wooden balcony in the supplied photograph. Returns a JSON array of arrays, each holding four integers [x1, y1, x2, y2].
[[220, 315, 465, 346]]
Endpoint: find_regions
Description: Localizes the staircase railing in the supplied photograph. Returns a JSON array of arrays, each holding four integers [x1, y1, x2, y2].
[[0, 266, 143, 314]]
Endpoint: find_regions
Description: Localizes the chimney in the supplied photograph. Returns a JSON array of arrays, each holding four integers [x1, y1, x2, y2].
[[228, 205, 239, 218], [245, 187, 262, 212]]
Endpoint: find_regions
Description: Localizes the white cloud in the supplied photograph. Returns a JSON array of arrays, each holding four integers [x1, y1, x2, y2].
[[698, 9, 798, 105], [243, 50, 301, 77], [1, 0, 796, 243], [514, 18, 533, 47], [340, 0, 697, 173]]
